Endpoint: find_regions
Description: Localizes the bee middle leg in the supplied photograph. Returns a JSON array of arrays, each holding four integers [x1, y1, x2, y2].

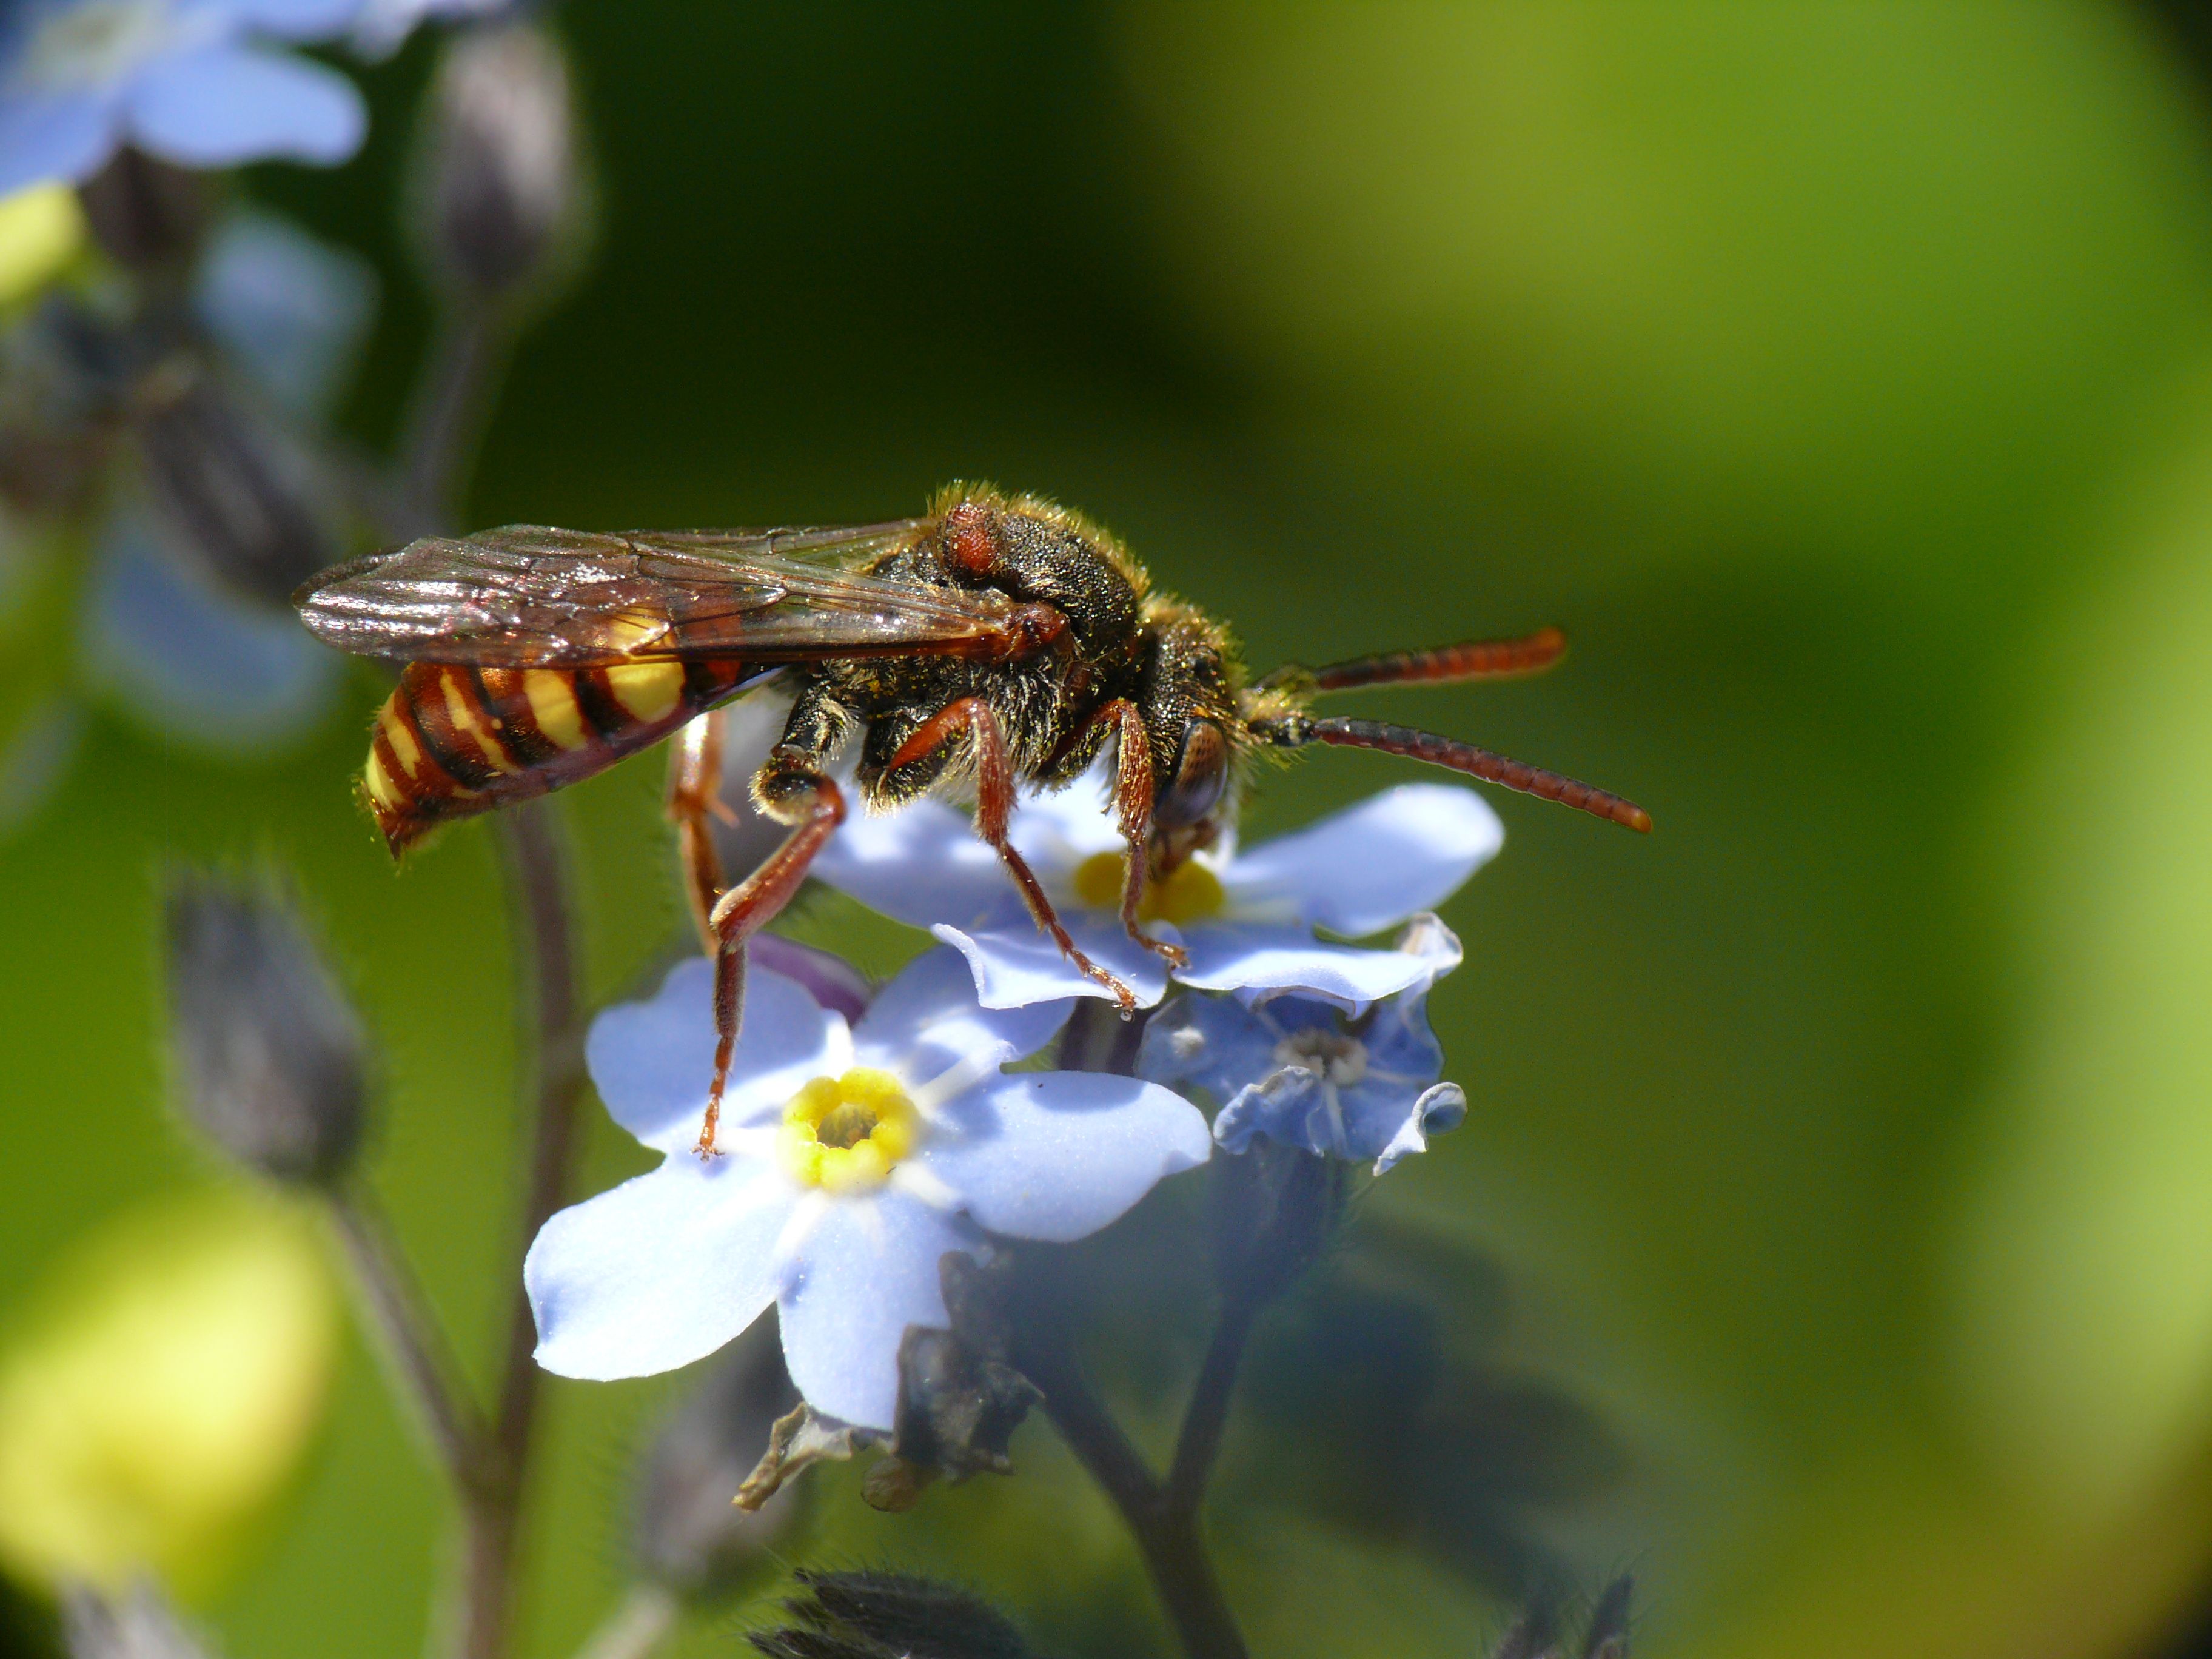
[[692, 749, 846, 1158], [886, 696, 1139, 1015]]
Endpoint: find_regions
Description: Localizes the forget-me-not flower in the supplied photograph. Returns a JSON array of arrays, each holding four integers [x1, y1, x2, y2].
[[812, 762, 1503, 1014], [1141, 915, 1467, 1175], [526, 948, 1210, 1432], [0, 0, 366, 197]]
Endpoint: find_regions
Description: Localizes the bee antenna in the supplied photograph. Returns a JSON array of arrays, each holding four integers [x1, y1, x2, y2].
[[1254, 714, 1651, 833], [1259, 627, 1567, 695]]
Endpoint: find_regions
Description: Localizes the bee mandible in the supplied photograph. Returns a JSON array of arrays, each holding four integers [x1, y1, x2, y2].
[[295, 485, 1649, 1156]]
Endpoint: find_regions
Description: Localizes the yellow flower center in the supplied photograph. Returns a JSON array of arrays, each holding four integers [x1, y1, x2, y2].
[[1070, 853, 1226, 926], [777, 1068, 918, 1193]]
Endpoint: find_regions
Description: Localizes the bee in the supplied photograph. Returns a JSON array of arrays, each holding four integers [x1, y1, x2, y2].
[[296, 484, 1649, 1155]]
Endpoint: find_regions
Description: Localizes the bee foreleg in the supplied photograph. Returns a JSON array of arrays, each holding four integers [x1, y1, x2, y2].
[[1102, 700, 1187, 970], [887, 697, 1140, 1017], [692, 765, 847, 1158], [666, 709, 729, 956]]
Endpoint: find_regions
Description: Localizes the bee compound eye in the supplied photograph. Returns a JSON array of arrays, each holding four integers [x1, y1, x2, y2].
[[1158, 719, 1228, 827]]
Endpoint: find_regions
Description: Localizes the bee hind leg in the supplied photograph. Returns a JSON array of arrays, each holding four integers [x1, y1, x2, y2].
[[666, 709, 737, 955], [886, 696, 1140, 1016], [693, 757, 846, 1158]]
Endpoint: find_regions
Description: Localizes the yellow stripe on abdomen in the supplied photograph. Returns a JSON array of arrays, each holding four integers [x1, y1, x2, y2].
[[604, 659, 683, 723], [522, 669, 588, 751]]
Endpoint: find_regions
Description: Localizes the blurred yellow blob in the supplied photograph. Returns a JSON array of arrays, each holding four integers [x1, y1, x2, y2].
[[0, 186, 85, 305], [0, 1190, 338, 1595]]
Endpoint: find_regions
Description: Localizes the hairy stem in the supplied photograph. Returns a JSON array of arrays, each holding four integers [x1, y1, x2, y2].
[[1032, 999, 1248, 1659], [401, 304, 501, 531], [1164, 1298, 1259, 1519], [328, 1186, 492, 1493], [442, 800, 590, 1659], [1015, 1323, 1248, 1659], [570, 1583, 679, 1659]]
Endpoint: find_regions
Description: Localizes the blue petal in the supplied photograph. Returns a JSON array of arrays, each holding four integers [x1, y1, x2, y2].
[[853, 944, 1070, 1079], [1212, 1067, 1332, 1158], [0, 89, 118, 195], [81, 520, 341, 756], [526, 1155, 792, 1381], [348, 0, 504, 58], [124, 44, 363, 167], [911, 1071, 1210, 1242], [777, 1188, 974, 1431], [1004, 768, 1128, 862], [1370, 1082, 1466, 1175], [194, 211, 376, 420], [932, 914, 1172, 1010], [585, 959, 839, 1155], [1218, 785, 1502, 936], [812, 797, 1024, 931], [207, 0, 367, 38], [1175, 921, 1453, 1011], [1136, 991, 1279, 1104]]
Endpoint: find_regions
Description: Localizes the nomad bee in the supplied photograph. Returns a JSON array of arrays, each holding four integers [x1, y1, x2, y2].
[[296, 485, 1649, 1155]]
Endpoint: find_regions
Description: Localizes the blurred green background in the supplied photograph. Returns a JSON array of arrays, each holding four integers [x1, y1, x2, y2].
[[18, 2, 2212, 1655]]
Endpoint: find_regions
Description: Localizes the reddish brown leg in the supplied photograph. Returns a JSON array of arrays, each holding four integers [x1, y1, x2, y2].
[[888, 697, 1139, 1014], [1099, 700, 1186, 968], [666, 710, 736, 955], [693, 769, 846, 1157]]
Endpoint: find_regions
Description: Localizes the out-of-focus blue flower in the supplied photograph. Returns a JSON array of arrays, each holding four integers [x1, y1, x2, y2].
[[526, 948, 1210, 1431], [347, 0, 504, 59], [0, 0, 366, 197], [1141, 914, 1467, 1174], [79, 512, 341, 754], [813, 762, 1503, 1013], [193, 209, 374, 421]]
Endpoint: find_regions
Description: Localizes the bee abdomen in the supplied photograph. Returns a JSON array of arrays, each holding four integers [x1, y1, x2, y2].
[[363, 659, 754, 852]]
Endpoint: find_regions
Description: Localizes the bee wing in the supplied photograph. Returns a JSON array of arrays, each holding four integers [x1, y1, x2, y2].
[[294, 520, 1024, 666]]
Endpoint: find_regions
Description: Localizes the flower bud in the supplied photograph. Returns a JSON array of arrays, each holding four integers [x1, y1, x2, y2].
[[1580, 1576, 1633, 1659], [748, 1570, 1044, 1659], [417, 24, 581, 303], [129, 369, 341, 609], [632, 1320, 799, 1597], [164, 873, 367, 1187], [62, 1583, 213, 1659]]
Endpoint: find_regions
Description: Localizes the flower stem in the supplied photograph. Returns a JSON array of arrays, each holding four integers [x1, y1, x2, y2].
[[446, 799, 591, 1659], [1034, 999, 1250, 1659], [401, 304, 503, 531], [328, 1185, 492, 1493], [1014, 1322, 1248, 1659], [569, 1583, 679, 1659]]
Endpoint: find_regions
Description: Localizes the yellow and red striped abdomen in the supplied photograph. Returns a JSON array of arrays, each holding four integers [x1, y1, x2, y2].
[[363, 657, 754, 851]]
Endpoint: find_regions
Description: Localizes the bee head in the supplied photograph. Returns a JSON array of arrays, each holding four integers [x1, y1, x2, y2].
[[1136, 603, 1245, 848]]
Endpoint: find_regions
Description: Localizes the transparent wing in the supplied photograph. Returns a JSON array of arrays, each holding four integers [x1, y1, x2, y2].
[[293, 520, 1030, 667]]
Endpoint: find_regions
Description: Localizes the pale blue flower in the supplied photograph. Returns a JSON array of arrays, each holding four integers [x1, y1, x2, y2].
[[812, 763, 1503, 1014], [526, 948, 1211, 1431], [1140, 915, 1467, 1175], [193, 210, 375, 421], [0, 0, 366, 196], [347, 0, 506, 59], [79, 512, 343, 754]]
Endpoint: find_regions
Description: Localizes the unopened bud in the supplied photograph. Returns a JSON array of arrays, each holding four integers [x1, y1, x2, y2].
[[748, 1570, 1043, 1659], [1580, 1577, 1632, 1659], [865, 1252, 1037, 1513], [62, 1583, 213, 1659], [129, 371, 341, 608], [164, 873, 367, 1185], [633, 1319, 799, 1597], [77, 149, 210, 274], [418, 24, 580, 302]]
